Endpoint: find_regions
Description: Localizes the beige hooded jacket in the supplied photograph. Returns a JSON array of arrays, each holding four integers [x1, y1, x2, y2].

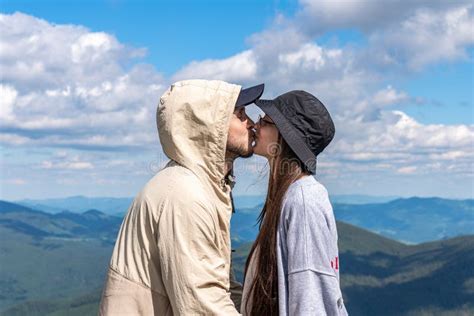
[[99, 80, 243, 315]]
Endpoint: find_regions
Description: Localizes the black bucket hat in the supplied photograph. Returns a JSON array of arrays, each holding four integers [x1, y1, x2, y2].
[[255, 90, 335, 174]]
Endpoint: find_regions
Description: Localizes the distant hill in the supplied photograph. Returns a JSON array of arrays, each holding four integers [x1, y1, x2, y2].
[[13, 194, 400, 216], [334, 197, 474, 244], [0, 288, 102, 316], [0, 201, 119, 311], [0, 200, 122, 240], [230, 197, 474, 245], [15, 196, 133, 216], [227, 194, 400, 207], [1, 200, 473, 315], [233, 222, 474, 316], [330, 194, 400, 204]]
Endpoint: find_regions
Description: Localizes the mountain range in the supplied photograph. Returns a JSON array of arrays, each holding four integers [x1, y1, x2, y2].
[[15, 195, 473, 245], [14, 194, 400, 216], [333, 197, 474, 244], [15, 196, 133, 216], [232, 222, 474, 316], [230, 197, 474, 245], [0, 199, 473, 315]]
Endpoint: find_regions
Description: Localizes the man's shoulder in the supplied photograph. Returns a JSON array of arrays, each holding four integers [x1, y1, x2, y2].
[[141, 162, 209, 205]]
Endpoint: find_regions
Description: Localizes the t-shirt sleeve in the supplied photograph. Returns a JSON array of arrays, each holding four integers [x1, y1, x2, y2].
[[288, 270, 347, 315], [283, 186, 348, 315]]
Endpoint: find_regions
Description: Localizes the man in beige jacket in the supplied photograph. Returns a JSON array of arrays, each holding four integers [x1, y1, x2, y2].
[[99, 79, 264, 315]]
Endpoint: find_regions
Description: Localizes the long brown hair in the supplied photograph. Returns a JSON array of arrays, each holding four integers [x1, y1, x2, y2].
[[243, 133, 307, 315]]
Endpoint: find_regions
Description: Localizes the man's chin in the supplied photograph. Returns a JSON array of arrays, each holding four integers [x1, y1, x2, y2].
[[239, 147, 254, 158], [226, 144, 253, 159], [235, 138, 254, 158]]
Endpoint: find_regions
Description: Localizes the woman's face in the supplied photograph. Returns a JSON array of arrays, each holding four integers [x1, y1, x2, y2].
[[253, 114, 279, 159]]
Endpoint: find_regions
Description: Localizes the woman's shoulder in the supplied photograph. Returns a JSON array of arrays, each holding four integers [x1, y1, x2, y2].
[[281, 176, 338, 239], [282, 176, 331, 215], [284, 175, 329, 202]]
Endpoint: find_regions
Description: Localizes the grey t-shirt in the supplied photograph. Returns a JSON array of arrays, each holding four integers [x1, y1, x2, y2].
[[241, 175, 348, 315]]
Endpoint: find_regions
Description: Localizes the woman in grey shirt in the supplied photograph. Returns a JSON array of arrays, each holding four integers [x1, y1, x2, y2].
[[241, 91, 348, 315]]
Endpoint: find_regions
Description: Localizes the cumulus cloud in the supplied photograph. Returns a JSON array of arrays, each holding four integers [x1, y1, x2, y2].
[[41, 159, 93, 170], [1, 6, 472, 198], [372, 86, 409, 108], [0, 84, 18, 120], [332, 110, 474, 160], [172, 50, 257, 82], [0, 12, 165, 151], [297, 0, 472, 33], [296, 1, 474, 70], [368, 4, 474, 69], [170, 1, 472, 186], [397, 166, 417, 174]]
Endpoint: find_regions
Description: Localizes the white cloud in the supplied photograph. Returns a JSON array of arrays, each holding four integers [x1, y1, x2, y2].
[[278, 43, 343, 73], [40, 156, 94, 170], [0, 12, 165, 150], [300, 1, 474, 70], [0, 84, 18, 120], [334, 110, 474, 153], [71, 32, 120, 64], [397, 166, 417, 174], [0, 133, 29, 145], [1, 7, 472, 199], [372, 86, 408, 107], [169, 3, 473, 183], [297, 0, 473, 34], [172, 50, 257, 82], [368, 4, 474, 69], [429, 150, 471, 161]]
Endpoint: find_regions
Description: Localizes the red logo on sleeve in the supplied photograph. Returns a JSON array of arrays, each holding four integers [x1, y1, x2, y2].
[[330, 256, 339, 270]]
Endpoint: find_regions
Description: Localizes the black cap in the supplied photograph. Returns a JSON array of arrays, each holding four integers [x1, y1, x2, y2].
[[255, 91, 335, 174], [235, 83, 264, 107]]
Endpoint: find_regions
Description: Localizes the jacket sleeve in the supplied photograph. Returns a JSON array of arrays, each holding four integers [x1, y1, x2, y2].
[[157, 198, 240, 315], [283, 188, 348, 315]]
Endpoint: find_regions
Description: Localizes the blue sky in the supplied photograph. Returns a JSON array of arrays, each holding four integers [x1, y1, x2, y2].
[[0, 0, 473, 200], [1, 0, 298, 75]]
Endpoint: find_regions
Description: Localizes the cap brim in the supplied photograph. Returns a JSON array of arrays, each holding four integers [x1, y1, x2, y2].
[[235, 83, 264, 107], [255, 99, 317, 174]]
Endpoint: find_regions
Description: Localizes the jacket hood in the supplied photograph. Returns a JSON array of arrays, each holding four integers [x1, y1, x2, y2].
[[157, 80, 241, 198]]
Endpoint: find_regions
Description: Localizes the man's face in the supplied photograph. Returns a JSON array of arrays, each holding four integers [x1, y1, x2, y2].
[[226, 107, 255, 158]]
